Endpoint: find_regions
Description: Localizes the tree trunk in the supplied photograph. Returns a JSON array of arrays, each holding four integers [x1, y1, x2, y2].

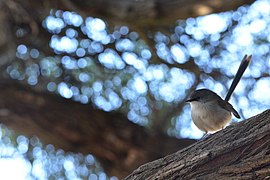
[[124, 109, 270, 179], [0, 81, 196, 178]]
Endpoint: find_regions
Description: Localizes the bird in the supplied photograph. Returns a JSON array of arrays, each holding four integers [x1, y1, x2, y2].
[[186, 55, 252, 134]]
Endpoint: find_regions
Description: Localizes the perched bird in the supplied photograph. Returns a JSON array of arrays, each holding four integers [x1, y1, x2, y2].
[[186, 55, 252, 134]]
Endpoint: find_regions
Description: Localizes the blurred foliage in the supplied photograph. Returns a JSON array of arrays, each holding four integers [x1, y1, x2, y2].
[[8, 0, 270, 137], [0, 125, 116, 180], [2, 0, 270, 179]]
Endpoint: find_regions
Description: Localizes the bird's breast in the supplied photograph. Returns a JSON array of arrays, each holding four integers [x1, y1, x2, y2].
[[190, 101, 232, 132]]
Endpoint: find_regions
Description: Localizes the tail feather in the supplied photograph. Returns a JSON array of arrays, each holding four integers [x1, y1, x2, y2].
[[225, 55, 252, 102]]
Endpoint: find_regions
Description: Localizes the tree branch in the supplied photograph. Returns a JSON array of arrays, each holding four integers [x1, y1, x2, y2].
[[124, 109, 270, 179], [0, 80, 196, 178]]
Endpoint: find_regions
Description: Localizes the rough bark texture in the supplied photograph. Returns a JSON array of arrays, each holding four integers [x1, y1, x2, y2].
[[0, 81, 196, 178], [124, 109, 270, 179]]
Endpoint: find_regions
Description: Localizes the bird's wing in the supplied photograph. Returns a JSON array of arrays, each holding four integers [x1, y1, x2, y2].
[[218, 99, 240, 118]]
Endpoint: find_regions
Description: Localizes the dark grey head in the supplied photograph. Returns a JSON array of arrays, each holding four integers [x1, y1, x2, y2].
[[186, 89, 222, 103]]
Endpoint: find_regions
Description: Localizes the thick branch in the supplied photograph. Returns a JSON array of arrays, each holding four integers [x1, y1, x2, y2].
[[7, 0, 255, 31], [61, 0, 255, 28], [124, 110, 270, 179], [0, 81, 196, 178]]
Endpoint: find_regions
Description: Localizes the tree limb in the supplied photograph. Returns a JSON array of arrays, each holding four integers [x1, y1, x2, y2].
[[0, 80, 196, 178], [124, 109, 270, 179]]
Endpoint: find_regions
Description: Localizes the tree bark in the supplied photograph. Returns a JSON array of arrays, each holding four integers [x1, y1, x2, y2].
[[0, 81, 196, 178], [124, 109, 270, 179]]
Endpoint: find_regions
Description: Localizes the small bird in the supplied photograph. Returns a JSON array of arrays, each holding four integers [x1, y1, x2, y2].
[[186, 55, 252, 134]]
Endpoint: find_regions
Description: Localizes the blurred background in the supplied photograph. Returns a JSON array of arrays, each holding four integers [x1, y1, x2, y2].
[[0, 0, 269, 179]]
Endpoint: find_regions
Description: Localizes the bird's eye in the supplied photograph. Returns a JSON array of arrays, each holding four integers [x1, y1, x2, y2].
[[191, 97, 200, 102]]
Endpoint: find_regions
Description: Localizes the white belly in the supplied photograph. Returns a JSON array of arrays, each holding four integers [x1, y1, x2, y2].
[[190, 101, 232, 133]]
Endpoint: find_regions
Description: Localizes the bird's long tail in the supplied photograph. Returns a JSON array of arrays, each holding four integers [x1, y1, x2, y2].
[[225, 54, 252, 101]]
